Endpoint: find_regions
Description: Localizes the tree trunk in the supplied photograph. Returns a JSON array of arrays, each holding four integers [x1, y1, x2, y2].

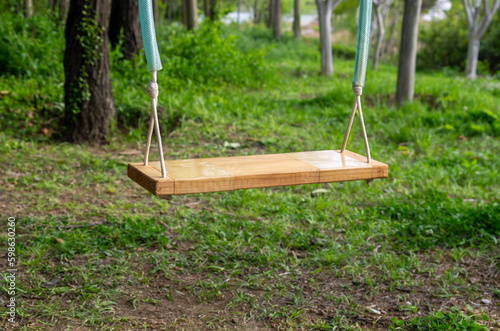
[[153, 0, 159, 23], [316, 0, 333, 76], [64, 0, 115, 144], [168, 0, 174, 23], [396, 0, 421, 105], [254, 0, 259, 23], [267, 0, 274, 28], [209, 0, 217, 20], [465, 35, 480, 79], [373, 2, 385, 70], [184, 0, 198, 30], [273, 0, 282, 39], [59, 0, 69, 22], [109, 0, 143, 60], [203, 0, 210, 19], [24, 0, 33, 17], [384, 5, 399, 56], [237, 0, 241, 27], [293, 0, 300, 38]]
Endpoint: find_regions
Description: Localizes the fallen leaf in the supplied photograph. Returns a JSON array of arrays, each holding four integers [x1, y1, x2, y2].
[[54, 238, 65, 245]]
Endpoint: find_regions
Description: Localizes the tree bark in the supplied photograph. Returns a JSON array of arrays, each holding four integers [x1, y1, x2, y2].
[[373, 1, 385, 70], [293, 0, 300, 38], [267, 0, 274, 28], [153, 0, 159, 23], [184, 0, 198, 30], [237, 0, 241, 27], [64, 0, 115, 144], [254, 0, 259, 23], [24, 0, 33, 17], [396, 0, 421, 105], [315, 0, 340, 76], [59, 0, 69, 22], [462, 0, 500, 79], [109, 0, 143, 60], [384, 4, 399, 56], [273, 0, 281, 39], [465, 35, 480, 79], [203, 0, 210, 19]]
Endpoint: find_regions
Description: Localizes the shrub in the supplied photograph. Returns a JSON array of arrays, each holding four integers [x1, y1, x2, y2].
[[418, 7, 500, 75], [159, 23, 270, 89]]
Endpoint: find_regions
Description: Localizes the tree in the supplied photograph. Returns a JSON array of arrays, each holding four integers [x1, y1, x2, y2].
[[396, 0, 422, 105], [64, 0, 115, 143], [183, 0, 198, 29], [293, 0, 301, 38], [462, 0, 500, 79], [315, 0, 341, 76], [273, 0, 282, 39], [24, 0, 33, 17], [109, 0, 143, 60], [254, 0, 260, 23], [372, 0, 393, 70]]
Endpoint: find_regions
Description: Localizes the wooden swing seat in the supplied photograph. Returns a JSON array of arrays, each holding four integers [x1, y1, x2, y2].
[[128, 150, 388, 196]]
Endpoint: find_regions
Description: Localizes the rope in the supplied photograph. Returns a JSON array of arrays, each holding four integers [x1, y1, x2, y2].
[[143, 71, 167, 178], [341, 0, 373, 164]]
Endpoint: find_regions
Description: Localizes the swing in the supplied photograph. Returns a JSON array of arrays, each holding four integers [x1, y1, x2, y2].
[[128, 0, 388, 197]]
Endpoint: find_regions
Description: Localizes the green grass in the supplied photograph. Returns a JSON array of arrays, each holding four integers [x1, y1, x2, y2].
[[0, 16, 499, 330]]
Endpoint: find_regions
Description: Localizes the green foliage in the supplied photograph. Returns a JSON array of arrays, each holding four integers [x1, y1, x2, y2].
[[0, 10, 64, 78], [332, 43, 356, 60], [390, 307, 489, 330], [418, 7, 500, 75], [159, 23, 270, 89]]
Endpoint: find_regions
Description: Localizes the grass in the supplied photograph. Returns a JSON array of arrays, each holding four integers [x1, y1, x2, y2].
[[0, 15, 499, 330]]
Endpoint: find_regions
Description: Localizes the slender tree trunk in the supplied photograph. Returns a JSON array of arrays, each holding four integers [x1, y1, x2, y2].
[[237, 0, 241, 27], [384, 6, 399, 56], [184, 0, 198, 29], [254, 0, 259, 23], [59, 0, 69, 22], [24, 0, 33, 17], [209, 0, 216, 20], [315, 0, 336, 76], [153, 0, 159, 23], [293, 0, 300, 38], [168, 0, 173, 23], [466, 36, 480, 79], [203, 0, 210, 19], [267, 0, 274, 28], [273, 0, 281, 38], [373, 2, 385, 70], [396, 0, 421, 105], [462, 0, 500, 79], [64, 0, 115, 144], [109, 0, 143, 60]]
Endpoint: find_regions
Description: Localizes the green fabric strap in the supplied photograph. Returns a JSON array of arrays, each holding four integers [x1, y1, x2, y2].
[[352, 0, 372, 87]]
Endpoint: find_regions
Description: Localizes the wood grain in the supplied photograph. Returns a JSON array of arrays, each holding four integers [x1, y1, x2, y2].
[[128, 150, 388, 195]]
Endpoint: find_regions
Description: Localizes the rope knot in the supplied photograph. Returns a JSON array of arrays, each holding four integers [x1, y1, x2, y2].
[[352, 85, 363, 96], [146, 81, 159, 99]]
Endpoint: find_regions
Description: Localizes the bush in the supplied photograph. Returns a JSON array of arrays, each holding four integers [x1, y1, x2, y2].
[[0, 10, 64, 78], [418, 8, 500, 75], [159, 23, 270, 89]]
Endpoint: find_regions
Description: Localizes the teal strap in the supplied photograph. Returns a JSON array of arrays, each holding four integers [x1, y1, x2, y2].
[[352, 0, 372, 87], [138, 0, 162, 72]]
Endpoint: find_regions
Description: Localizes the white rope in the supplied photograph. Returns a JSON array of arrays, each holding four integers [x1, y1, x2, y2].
[[143, 71, 167, 178], [340, 85, 372, 164]]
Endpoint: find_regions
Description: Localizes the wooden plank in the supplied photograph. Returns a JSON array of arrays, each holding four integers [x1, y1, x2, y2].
[[207, 154, 319, 189], [149, 159, 234, 195], [128, 150, 388, 195], [128, 163, 175, 195], [288, 150, 387, 183]]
